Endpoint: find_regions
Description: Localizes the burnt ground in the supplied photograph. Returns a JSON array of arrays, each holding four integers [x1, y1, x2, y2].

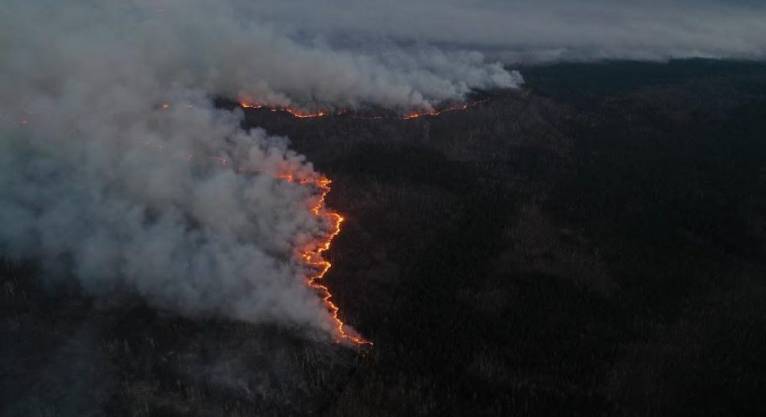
[[3, 59, 766, 416]]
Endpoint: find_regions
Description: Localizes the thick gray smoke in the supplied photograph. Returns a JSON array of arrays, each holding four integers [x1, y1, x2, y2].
[[1, 92, 335, 328], [0, 0, 520, 333]]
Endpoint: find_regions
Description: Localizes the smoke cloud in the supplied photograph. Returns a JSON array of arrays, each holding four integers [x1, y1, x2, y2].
[[0, 0, 523, 333], [1, 1, 520, 112], [1, 93, 334, 328]]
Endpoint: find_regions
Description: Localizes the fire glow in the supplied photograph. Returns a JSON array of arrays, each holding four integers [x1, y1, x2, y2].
[[238, 98, 483, 120], [278, 172, 372, 346], [154, 101, 370, 345], [239, 99, 328, 119], [234, 96, 486, 346], [401, 102, 471, 120], [156, 96, 483, 345]]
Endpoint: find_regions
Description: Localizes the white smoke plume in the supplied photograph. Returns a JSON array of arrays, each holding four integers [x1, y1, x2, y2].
[[0, 1, 520, 113], [0, 0, 520, 333]]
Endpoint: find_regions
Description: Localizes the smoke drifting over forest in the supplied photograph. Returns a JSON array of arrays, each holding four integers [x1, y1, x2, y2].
[[0, 0, 522, 334], [1, 0, 763, 336]]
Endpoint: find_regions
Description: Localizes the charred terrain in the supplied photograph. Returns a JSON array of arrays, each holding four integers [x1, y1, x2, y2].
[[3, 60, 766, 416]]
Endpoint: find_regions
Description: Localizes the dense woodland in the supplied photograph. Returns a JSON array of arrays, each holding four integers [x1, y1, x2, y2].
[[2, 60, 766, 416]]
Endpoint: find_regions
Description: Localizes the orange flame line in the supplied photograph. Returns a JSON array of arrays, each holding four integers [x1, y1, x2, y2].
[[280, 173, 372, 346], [239, 99, 327, 119], [150, 102, 369, 345], [239, 98, 484, 121], [401, 102, 471, 120]]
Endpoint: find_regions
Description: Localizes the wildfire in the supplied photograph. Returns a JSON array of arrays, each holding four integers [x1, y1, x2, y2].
[[279, 172, 372, 346], [238, 98, 484, 121], [153, 96, 483, 347], [239, 99, 328, 119], [399, 101, 490, 120], [284, 108, 328, 119]]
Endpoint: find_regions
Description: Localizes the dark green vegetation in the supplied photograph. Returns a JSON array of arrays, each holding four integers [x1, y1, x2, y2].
[[3, 60, 766, 416]]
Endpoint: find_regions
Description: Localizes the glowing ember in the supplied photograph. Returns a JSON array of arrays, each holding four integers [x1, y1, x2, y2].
[[279, 172, 372, 346], [402, 102, 474, 120], [284, 108, 327, 118], [238, 99, 265, 110], [238, 98, 483, 121], [239, 99, 328, 119], [150, 95, 485, 346], [209, 156, 229, 166]]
